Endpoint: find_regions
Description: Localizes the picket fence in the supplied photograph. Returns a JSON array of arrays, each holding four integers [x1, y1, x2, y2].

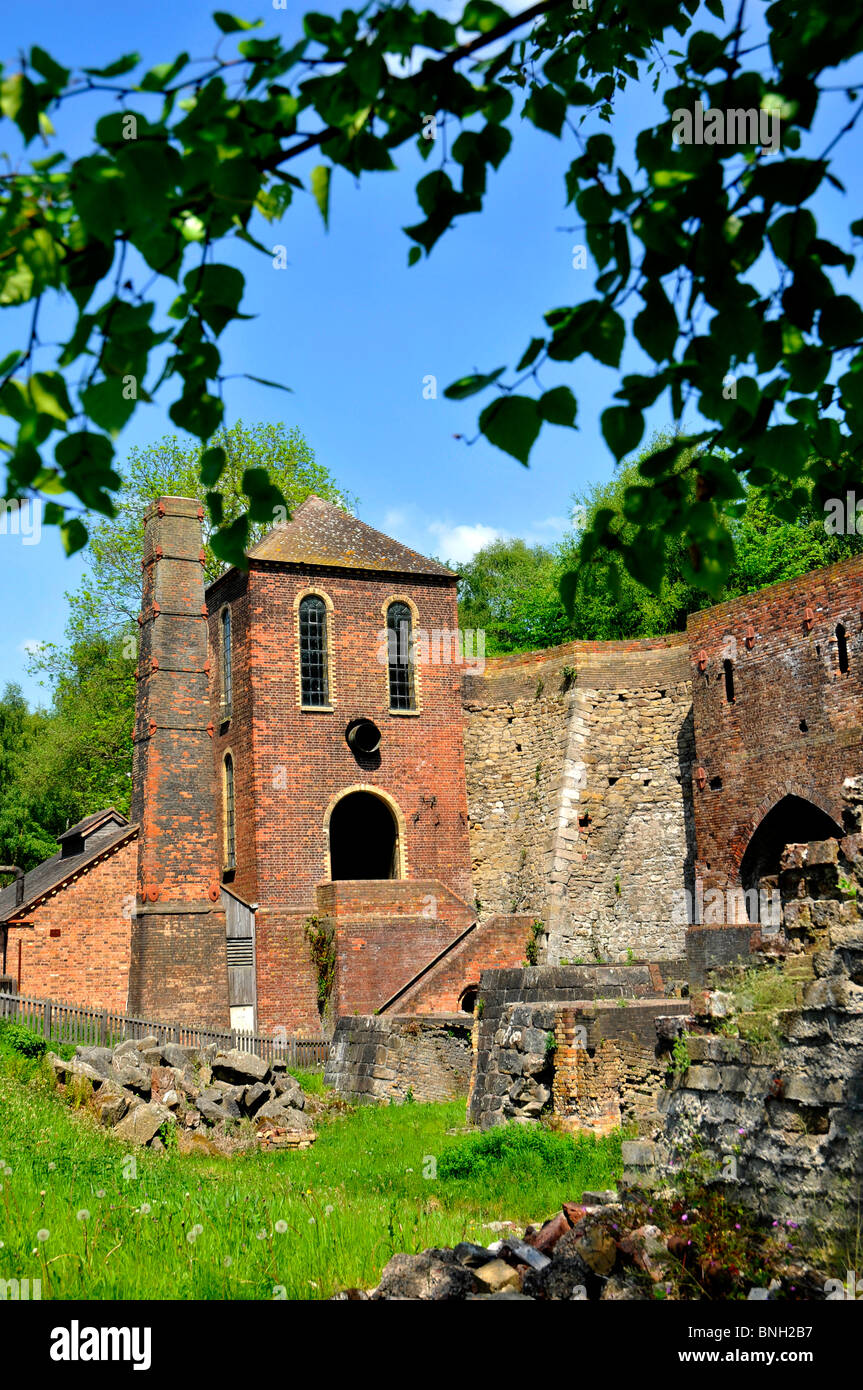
[[0, 990, 329, 1070]]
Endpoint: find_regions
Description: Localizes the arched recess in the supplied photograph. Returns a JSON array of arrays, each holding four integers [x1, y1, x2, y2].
[[739, 793, 844, 918], [324, 785, 408, 881]]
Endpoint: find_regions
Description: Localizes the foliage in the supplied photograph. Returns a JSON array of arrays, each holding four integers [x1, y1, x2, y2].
[[304, 915, 336, 1014], [7, 422, 348, 863], [717, 962, 806, 1045], [1, 3, 861, 590], [524, 918, 545, 966], [0, 1018, 48, 1060], [0, 683, 60, 870], [457, 434, 863, 651], [0, 1057, 623, 1299], [670, 1034, 691, 1076], [436, 1122, 621, 1188]]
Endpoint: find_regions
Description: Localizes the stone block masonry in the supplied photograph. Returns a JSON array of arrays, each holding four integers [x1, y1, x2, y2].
[[463, 637, 695, 965], [650, 821, 863, 1236], [325, 1014, 473, 1103], [467, 962, 689, 1130]]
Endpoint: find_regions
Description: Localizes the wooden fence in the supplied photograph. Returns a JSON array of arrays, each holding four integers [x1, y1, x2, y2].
[[0, 991, 329, 1070]]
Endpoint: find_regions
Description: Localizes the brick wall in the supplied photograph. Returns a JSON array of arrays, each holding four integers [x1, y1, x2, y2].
[[3, 835, 136, 1013], [687, 552, 863, 895], [385, 913, 534, 1015], [207, 559, 474, 1032], [130, 497, 229, 1027]]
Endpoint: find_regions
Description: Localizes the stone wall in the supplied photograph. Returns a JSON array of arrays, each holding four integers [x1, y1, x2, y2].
[[467, 962, 688, 1130], [642, 823, 863, 1235], [463, 637, 694, 965], [324, 1014, 473, 1103]]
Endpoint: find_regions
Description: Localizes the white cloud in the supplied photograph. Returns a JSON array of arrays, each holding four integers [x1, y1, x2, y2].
[[427, 520, 506, 564]]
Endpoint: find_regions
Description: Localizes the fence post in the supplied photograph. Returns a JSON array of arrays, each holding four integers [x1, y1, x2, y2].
[[43, 1000, 52, 1043], [99, 1009, 108, 1046]]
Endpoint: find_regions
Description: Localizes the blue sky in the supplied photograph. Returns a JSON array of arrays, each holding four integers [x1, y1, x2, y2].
[[1, 0, 861, 705]]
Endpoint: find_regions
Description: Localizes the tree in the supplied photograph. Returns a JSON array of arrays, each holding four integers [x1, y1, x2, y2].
[[457, 537, 571, 653], [457, 433, 863, 650], [0, 2, 861, 591], [42, 418, 355, 652], [0, 683, 61, 870]]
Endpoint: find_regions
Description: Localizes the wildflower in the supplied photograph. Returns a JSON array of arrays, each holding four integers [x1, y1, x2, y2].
[[77, 1209, 90, 1222], [308, 1217, 316, 1225], [140, 1203, 151, 1215], [256, 1230, 266, 1241], [324, 1206, 334, 1217], [681, 1214, 688, 1223], [48, 1162, 56, 1171], [223, 1256, 232, 1268], [37, 1229, 50, 1243], [96, 1189, 105, 1199], [187, 1223, 204, 1244], [275, 1220, 288, 1234]]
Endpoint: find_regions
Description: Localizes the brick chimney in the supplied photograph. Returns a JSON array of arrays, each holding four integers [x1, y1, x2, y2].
[[128, 496, 229, 1026]]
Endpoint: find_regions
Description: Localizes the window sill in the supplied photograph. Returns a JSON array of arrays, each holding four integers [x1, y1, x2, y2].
[[388, 708, 421, 717], [300, 705, 334, 713]]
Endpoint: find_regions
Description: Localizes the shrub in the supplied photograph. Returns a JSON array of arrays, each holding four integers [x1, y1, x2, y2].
[[0, 1019, 48, 1059], [437, 1123, 621, 1188]]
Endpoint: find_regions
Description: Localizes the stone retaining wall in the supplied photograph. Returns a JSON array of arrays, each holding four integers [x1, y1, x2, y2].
[[324, 1014, 473, 1104]]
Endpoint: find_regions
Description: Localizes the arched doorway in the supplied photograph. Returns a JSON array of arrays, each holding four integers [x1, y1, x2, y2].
[[329, 790, 401, 880], [739, 794, 843, 920]]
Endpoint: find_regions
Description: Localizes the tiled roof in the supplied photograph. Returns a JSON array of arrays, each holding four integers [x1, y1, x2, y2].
[[57, 808, 127, 843], [247, 495, 456, 578], [0, 814, 136, 923]]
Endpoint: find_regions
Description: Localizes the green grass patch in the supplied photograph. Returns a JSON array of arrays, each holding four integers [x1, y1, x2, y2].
[[0, 1053, 624, 1300]]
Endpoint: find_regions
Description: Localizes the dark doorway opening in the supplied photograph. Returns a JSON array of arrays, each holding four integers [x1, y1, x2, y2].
[[459, 985, 479, 1014], [329, 791, 399, 880], [740, 794, 843, 920]]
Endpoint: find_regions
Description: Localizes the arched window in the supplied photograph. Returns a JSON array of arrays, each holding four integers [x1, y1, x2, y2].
[[223, 754, 236, 871], [723, 658, 735, 704], [221, 607, 232, 717], [299, 596, 329, 707], [836, 622, 849, 674], [387, 602, 415, 710]]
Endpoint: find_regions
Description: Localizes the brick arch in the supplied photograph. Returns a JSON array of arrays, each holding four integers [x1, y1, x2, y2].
[[728, 780, 845, 872], [322, 784, 409, 880]]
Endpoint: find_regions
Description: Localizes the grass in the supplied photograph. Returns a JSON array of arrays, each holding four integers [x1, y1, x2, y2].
[[0, 1040, 623, 1300], [716, 962, 806, 1046]]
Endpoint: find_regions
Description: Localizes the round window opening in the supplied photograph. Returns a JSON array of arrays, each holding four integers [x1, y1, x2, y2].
[[346, 718, 382, 756]]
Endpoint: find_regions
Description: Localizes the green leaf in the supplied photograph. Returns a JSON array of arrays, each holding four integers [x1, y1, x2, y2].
[[407, 246, 422, 267], [524, 85, 567, 137], [819, 296, 863, 349], [461, 0, 509, 32], [242, 374, 293, 393], [169, 390, 224, 440], [61, 518, 88, 555], [183, 263, 245, 336], [537, 387, 577, 426], [30, 47, 70, 88], [478, 395, 542, 465], [80, 378, 137, 436], [82, 54, 140, 78], [199, 446, 227, 487], [213, 12, 263, 33], [1, 75, 40, 143], [634, 287, 678, 363], [444, 368, 505, 400], [516, 338, 545, 372], [310, 165, 331, 230], [601, 406, 644, 461]]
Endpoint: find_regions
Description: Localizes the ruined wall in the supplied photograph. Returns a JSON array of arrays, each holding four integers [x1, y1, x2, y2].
[[687, 552, 863, 896], [324, 1014, 473, 1103], [643, 825, 863, 1236], [467, 961, 687, 1129], [463, 637, 694, 964]]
